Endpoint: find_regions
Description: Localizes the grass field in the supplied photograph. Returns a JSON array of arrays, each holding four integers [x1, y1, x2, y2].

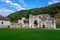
[[0, 28, 60, 40]]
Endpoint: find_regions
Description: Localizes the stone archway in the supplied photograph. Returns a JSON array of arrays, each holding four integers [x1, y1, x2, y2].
[[34, 20, 38, 27]]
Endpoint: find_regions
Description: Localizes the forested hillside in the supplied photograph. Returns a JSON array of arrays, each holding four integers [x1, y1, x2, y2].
[[8, 3, 60, 22]]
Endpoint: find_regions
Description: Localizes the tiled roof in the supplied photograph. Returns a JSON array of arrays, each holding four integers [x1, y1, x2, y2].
[[0, 15, 10, 21]]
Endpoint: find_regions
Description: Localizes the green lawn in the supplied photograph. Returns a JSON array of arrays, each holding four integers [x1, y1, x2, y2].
[[0, 28, 60, 40], [56, 24, 60, 28]]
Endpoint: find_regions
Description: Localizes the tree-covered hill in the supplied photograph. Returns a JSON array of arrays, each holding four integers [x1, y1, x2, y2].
[[8, 3, 60, 22]]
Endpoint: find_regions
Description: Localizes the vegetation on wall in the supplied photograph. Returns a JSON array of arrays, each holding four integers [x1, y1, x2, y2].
[[54, 12, 60, 19]]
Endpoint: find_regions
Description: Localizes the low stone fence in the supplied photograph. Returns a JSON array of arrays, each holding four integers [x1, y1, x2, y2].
[[10, 23, 22, 28], [0, 25, 9, 28]]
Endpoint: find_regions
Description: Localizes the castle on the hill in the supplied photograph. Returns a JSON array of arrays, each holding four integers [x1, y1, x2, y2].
[[0, 14, 56, 29]]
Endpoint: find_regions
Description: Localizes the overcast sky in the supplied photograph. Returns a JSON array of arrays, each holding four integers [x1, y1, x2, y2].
[[0, 0, 60, 16]]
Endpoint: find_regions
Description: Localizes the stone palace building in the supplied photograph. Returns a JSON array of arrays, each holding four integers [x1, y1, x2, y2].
[[10, 14, 56, 29], [0, 14, 56, 29]]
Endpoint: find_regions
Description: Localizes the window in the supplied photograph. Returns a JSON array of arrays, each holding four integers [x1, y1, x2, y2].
[[1, 22, 3, 24]]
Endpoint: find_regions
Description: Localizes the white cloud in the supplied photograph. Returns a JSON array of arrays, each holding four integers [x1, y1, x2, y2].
[[0, 0, 28, 16], [48, 0, 60, 5], [1, 0, 26, 11], [0, 8, 14, 16], [6, 0, 26, 10], [48, 2, 53, 5], [9, 2, 26, 11], [5, 0, 11, 3]]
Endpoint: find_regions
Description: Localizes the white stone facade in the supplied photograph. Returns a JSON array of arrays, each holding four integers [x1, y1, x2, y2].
[[0, 14, 56, 29], [29, 14, 56, 29], [0, 20, 11, 28], [17, 14, 56, 29]]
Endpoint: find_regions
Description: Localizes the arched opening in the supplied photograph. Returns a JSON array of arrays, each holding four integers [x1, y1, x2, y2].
[[34, 20, 38, 27], [23, 19, 29, 24], [43, 24, 45, 28]]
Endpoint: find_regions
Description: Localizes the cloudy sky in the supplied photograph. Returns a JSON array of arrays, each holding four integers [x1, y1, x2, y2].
[[0, 0, 60, 16]]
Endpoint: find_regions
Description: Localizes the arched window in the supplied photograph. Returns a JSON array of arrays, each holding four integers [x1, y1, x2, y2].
[[1, 21, 3, 24], [23, 20, 29, 24]]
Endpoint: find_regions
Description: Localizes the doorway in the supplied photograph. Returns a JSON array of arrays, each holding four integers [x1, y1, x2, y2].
[[43, 25, 45, 28], [34, 20, 38, 27]]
